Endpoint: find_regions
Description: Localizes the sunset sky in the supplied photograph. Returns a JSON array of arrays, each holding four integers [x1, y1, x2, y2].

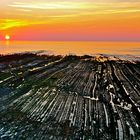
[[0, 0, 140, 41]]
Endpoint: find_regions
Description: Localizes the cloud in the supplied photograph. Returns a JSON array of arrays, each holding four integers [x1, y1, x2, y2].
[[0, 19, 46, 30], [8, 1, 140, 11], [0, 19, 28, 30], [8, 2, 86, 9]]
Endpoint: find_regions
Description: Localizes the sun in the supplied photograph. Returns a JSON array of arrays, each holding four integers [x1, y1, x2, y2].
[[5, 35, 10, 40]]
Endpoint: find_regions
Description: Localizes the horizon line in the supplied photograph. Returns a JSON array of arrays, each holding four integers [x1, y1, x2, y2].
[[0, 40, 140, 42]]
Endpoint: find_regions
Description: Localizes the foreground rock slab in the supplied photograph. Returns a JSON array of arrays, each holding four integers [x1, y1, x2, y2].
[[0, 53, 140, 140]]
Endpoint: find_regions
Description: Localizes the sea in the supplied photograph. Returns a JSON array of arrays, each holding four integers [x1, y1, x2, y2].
[[0, 41, 140, 56]]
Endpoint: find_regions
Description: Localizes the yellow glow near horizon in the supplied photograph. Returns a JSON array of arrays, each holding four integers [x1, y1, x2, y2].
[[0, 19, 47, 30], [0, 19, 29, 30]]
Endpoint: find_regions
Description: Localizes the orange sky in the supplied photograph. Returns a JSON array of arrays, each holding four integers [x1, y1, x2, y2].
[[0, 0, 140, 41]]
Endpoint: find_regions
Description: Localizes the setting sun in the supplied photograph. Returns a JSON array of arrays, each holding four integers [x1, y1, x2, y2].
[[5, 34, 10, 40]]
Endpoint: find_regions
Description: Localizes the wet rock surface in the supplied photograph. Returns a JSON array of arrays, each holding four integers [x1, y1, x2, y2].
[[0, 53, 140, 140]]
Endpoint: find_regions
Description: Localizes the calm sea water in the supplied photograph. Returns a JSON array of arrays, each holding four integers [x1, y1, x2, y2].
[[0, 41, 140, 56]]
